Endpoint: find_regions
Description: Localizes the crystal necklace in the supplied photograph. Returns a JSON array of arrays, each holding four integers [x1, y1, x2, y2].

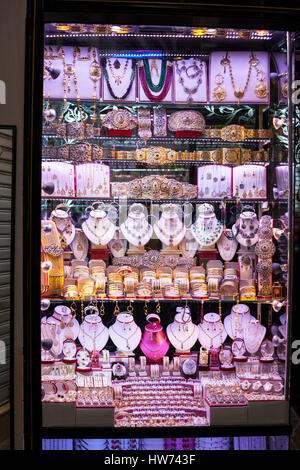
[[156, 219, 184, 245], [123, 218, 151, 246], [169, 324, 197, 350]]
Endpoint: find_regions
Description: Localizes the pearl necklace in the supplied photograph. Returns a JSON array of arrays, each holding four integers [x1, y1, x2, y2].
[[243, 321, 265, 354]]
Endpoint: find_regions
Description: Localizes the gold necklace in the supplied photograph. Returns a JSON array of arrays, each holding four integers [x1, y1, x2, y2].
[[111, 325, 139, 350], [85, 219, 110, 244], [169, 324, 196, 350], [220, 52, 258, 105], [199, 325, 222, 349]]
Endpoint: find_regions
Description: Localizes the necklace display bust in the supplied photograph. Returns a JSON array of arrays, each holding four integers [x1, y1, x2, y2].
[[50, 207, 75, 249], [48, 305, 80, 341], [78, 313, 109, 352], [140, 314, 170, 361], [243, 319, 266, 354], [166, 308, 199, 352], [198, 312, 227, 350], [191, 204, 223, 247], [82, 209, 116, 246], [232, 209, 259, 247], [109, 312, 142, 354], [154, 204, 186, 247], [224, 304, 256, 340], [120, 203, 152, 248]]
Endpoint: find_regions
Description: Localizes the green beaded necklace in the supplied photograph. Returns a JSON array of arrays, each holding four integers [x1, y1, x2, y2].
[[142, 59, 167, 93]]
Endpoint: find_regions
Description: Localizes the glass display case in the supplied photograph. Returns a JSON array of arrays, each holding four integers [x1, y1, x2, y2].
[[37, 19, 294, 435]]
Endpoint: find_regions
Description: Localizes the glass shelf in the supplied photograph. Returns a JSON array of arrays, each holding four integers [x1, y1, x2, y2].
[[41, 133, 271, 146], [41, 157, 271, 167], [41, 196, 288, 204], [45, 297, 274, 304]]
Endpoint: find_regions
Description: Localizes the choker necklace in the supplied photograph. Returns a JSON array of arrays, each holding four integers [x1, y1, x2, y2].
[[175, 58, 204, 102], [139, 60, 173, 102], [111, 325, 139, 350], [122, 220, 151, 246], [155, 220, 184, 246], [102, 57, 136, 100], [169, 324, 197, 350]]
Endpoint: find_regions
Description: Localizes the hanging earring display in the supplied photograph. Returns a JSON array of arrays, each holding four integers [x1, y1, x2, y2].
[[254, 69, 269, 99], [212, 72, 226, 102]]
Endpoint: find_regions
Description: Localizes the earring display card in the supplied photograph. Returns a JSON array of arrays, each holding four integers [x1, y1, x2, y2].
[[102, 57, 137, 102], [138, 59, 173, 103], [44, 46, 101, 100], [209, 51, 270, 104], [275, 165, 288, 198], [75, 163, 110, 198], [42, 161, 75, 197], [232, 165, 267, 200], [197, 165, 232, 199], [173, 58, 208, 103]]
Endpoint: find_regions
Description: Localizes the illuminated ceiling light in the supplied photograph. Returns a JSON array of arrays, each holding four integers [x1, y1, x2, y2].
[[56, 25, 70, 31], [191, 28, 208, 36], [256, 30, 270, 37], [111, 25, 130, 34]]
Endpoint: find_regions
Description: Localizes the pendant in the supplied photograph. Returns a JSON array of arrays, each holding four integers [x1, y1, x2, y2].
[[114, 59, 121, 69], [254, 82, 269, 99], [212, 85, 226, 102]]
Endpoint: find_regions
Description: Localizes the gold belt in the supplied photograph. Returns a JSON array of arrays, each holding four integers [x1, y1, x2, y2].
[[42, 142, 104, 161]]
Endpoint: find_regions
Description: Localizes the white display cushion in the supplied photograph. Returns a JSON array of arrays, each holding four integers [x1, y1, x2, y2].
[[44, 46, 101, 100], [42, 161, 75, 198], [174, 58, 208, 103], [209, 51, 270, 104], [75, 163, 110, 198], [232, 164, 267, 200], [138, 59, 173, 103], [197, 164, 232, 199], [102, 57, 137, 102]]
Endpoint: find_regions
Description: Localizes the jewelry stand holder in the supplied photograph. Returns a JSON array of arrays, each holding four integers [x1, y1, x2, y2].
[[162, 356, 170, 376], [138, 356, 148, 376], [101, 349, 111, 370], [126, 243, 146, 255], [89, 243, 110, 261], [161, 244, 181, 256], [197, 245, 218, 263], [209, 347, 220, 371], [128, 357, 136, 377], [172, 357, 181, 376]]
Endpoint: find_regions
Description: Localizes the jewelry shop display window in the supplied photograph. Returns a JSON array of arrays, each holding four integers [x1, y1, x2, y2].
[[40, 22, 294, 433]]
